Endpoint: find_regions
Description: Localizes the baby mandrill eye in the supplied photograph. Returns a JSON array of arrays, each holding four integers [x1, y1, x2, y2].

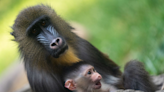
[[87, 71, 92, 74], [93, 68, 96, 72]]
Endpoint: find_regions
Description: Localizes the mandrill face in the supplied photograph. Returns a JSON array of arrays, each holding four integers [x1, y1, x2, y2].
[[75, 65, 102, 90], [26, 15, 68, 58], [12, 5, 78, 59]]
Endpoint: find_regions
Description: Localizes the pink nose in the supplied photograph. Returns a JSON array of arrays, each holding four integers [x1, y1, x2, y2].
[[92, 73, 102, 81], [97, 74, 102, 80], [50, 37, 62, 49]]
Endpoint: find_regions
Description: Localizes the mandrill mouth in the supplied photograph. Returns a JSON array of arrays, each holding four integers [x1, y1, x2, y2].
[[93, 80, 101, 89], [52, 44, 68, 58]]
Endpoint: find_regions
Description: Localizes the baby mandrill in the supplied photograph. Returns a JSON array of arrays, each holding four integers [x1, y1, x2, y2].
[[63, 62, 117, 92]]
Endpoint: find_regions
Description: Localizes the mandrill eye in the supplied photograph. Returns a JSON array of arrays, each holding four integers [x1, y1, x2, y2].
[[41, 20, 46, 26], [87, 71, 92, 75], [93, 69, 96, 72], [32, 29, 37, 34], [30, 28, 40, 36]]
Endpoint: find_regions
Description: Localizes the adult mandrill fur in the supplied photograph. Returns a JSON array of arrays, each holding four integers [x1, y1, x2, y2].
[[11, 4, 156, 92], [11, 4, 122, 92]]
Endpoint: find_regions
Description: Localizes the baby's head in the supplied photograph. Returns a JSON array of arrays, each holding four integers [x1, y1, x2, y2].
[[63, 62, 102, 91]]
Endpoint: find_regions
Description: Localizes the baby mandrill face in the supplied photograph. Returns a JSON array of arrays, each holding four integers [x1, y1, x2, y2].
[[81, 65, 102, 89]]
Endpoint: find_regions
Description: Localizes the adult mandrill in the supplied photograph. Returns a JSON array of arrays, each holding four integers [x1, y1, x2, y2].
[[11, 4, 156, 92]]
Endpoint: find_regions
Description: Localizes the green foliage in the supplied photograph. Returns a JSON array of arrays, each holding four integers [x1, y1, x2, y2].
[[65, 0, 164, 75], [0, 0, 163, 75]]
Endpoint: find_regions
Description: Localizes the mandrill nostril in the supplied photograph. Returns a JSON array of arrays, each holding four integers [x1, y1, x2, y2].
[[50, 37, 63, 49], [51, 43, 56, 46], [56, 38, 60, 43]]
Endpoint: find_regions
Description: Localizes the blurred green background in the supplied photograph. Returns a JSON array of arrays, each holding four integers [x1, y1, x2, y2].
[[0, 0, 164, 75]]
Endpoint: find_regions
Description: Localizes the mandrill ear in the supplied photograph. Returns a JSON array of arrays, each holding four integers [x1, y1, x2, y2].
[[65, 79, 76, 90]]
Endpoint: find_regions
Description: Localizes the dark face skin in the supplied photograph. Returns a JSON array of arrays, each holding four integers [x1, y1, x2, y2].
[[65, 65, 102, 91], [27, 15, 68, 58]]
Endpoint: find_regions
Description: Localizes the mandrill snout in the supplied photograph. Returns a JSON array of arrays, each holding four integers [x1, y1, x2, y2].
[[50, 37, 62, 49]]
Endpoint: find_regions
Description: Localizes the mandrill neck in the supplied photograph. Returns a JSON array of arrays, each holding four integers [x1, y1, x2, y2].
[[50, 46, 81, 66]]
